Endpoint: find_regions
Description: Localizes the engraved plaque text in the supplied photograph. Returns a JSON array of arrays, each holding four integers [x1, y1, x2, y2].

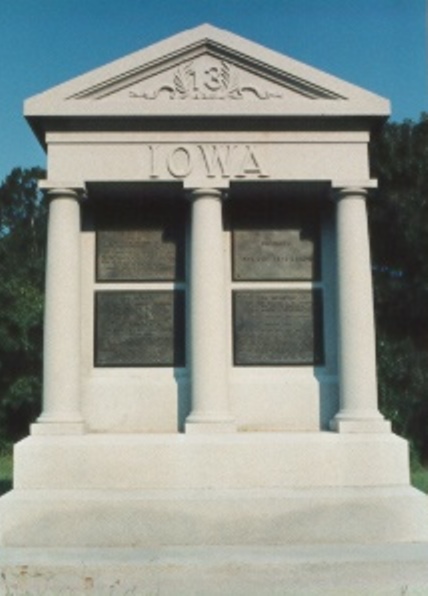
[[233, 290, 323, 365], [96, 202, 185, 282], [232, 203, 320, 281], [95, 290, 185, 367]]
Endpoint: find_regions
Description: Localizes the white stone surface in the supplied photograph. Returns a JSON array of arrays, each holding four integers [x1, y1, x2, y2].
[[186, 189, 235, 431], [34, 188, 84, 434], [25, 24, 390, 121], [4, 432, 426, 548], [230, 370, 323, 431], [3, 25, 427, 592], [11, 433, 412, 490], [1, 544, 428, 595], [44, 134, 371, 186], [331, 187, 390, 432], [2, 485, 428, 547]]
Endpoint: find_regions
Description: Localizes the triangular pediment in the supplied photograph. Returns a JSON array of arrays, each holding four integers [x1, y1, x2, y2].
[[67, 45, 345, 103], [25, 24, 389, 121]]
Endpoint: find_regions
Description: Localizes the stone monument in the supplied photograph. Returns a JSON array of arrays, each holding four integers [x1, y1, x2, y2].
[[1, 24, 427, 594]]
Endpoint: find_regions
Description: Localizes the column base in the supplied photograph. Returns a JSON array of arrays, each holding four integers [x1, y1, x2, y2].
[[31, 421, 85, 436], [185, 414, 236, 434], [330, 412, 391, 433]]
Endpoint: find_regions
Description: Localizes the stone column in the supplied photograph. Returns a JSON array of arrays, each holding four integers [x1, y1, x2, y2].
[[185, 188, 235, 433], [331, 186, 390, 432], [32, 188, 84, 435]]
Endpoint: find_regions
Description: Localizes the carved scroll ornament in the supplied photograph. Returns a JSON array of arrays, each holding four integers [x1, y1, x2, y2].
[[130, 60, 282, 100]]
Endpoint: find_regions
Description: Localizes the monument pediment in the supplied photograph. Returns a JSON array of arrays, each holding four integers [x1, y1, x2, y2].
[[25, 24, 389, 122], [69, 49, 344, 102]]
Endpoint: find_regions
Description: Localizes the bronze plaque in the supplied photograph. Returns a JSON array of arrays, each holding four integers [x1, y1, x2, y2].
[[96, 207, 185, 282], [95, 290, 185, 367], [231, 203, 320, 281], [233, 228, 317, 281], [233, 290, 323, 365]]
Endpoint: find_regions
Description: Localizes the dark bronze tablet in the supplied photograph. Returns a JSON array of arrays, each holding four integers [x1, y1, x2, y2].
[[233, 289, 323, 365], [231, 201, 320, 281], [96, 201, 185, 282], [95, 290, 185, 367]]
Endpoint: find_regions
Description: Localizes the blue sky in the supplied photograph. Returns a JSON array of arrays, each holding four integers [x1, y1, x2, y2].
[[0, 0, 426, 181]]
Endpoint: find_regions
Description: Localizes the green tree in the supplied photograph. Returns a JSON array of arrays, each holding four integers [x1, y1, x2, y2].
[[370, 114, 428, 464], [0, 167, 46, 440]]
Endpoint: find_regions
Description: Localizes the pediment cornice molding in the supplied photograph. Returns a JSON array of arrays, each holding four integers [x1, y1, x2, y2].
[[25, 24, 390, 126], [67, 41, 345, 102]]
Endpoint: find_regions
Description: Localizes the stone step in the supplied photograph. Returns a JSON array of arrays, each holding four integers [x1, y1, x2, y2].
[[1, 544, 428, 594], [2, 486, 428, 547], [13, 432, 411, 489]]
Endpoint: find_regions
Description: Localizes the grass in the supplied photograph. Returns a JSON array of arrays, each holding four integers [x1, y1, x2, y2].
[[0, 443, 427, 497], [0, 443, 13, 496], [410, 459, 428, 494]]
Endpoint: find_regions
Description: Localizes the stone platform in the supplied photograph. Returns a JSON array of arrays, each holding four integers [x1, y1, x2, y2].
[[10, 432, 414, 491], [1, 433, 428, 548], [1, 433, 428, 592], [1, 544, 428, 595]]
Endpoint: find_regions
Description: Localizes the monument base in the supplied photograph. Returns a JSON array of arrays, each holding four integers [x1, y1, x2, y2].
[[1, 432, 428, 592], [1, 544, 428, 595], [1, 432, 428, 547], [2, 485, 428, 547]]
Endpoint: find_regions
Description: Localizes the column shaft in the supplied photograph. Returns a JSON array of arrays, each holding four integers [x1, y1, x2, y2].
[[331, 187, 390, 432], [186, 188, 235, 432], [32, 188, 84, 434]]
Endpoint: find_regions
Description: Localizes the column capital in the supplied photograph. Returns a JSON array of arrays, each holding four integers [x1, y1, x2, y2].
[[39, 180, 87, 201], [45, 187, 86, 203], [186, 188, 227, 202], [333, 187, 369, 202], [331, 179, 378, 190]]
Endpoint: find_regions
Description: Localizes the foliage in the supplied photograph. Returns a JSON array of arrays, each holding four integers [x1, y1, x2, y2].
[[377, 335, 428, 463], [0, 444, 13, 496], [370, 114, 428, 464], [0, 167, 46, 440], [410, 453, 428, 494]]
